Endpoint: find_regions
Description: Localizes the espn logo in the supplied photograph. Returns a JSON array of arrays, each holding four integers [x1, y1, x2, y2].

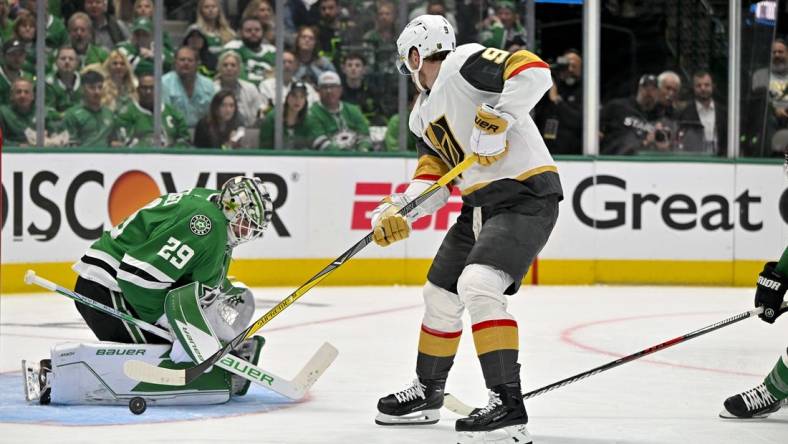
[[758, 276, 781, 291], [351, 182, 462, 230]]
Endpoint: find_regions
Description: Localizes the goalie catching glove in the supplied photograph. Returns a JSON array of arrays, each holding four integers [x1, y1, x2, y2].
[[755, 262, 788, 324], [470, 103, 513, 166]]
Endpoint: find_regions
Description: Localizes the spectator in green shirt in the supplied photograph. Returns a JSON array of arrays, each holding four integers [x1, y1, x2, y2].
[[45, 45, 82, 114], [63, 69, 119, 147], [0, 77, 61, 146], [67, 12, 109, 67], [115, 71, 191, 147], [310, 70, 372, 151], [259, 81, 320, 150]]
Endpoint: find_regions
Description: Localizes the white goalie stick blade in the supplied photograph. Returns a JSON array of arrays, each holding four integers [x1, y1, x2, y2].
[[443, 393, 476, 416], [124, 342, 338, 400]]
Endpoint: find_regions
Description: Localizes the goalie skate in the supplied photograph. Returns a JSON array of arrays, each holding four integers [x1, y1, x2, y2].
[[375, 378, 444, 426], [230, 336, 266, 396], [719, 383, 783, 419], [22, 359, 51, 405]]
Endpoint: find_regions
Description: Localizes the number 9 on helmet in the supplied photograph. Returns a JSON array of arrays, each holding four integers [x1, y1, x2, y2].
[[219, 176, 274, 247]]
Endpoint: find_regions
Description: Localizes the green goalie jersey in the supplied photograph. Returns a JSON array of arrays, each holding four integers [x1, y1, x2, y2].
[[72, 188, 232, 324]]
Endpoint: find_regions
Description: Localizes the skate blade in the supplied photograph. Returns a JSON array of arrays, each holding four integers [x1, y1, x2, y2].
[[375, 409, 440, 426], [21, 360, 41, 403], [456, 424, 533, 444], [718, 406, 779, 420]]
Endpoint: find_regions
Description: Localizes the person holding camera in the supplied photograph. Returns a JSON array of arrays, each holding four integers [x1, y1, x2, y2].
[[535, 49, 582, 154], [600, 74, 666, 155]]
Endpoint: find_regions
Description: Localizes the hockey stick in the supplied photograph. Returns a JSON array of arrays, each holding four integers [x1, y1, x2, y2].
[[125, 155, 478, 386], [24, 270, 338, 400], [443, 303, 788, 416]]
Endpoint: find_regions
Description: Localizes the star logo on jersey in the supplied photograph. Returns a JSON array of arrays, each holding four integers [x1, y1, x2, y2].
[[190, 214, 212, 236]]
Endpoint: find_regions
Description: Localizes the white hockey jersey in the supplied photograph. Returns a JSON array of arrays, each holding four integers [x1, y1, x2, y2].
[[408, 43, 560, 201]]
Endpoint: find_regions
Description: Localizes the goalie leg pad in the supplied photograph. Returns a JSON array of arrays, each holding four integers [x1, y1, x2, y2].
[[48, 342, 230, 405]]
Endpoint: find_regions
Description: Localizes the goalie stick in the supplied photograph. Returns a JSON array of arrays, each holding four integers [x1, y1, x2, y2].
[[124, 154, 478, 386], [24, 270, 337, 400], [444, 303, 788, 416]]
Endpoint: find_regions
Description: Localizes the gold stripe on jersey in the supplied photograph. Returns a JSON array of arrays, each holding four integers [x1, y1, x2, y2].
[[414, 153, 450, 180], [503, 50, 550, 80], [461, 165, 558, 196]]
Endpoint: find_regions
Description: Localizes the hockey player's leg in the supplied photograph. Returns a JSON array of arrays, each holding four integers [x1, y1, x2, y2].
[[455, 263, 531, 443], [376, 282, 464, 425], [720, 347, 788, 419]]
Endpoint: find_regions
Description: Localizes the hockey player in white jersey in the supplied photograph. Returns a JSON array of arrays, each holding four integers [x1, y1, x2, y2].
[[371, 14, 563, 444]]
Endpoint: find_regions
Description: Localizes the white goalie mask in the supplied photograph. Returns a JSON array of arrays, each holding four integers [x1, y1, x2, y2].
[[219, 176, 273, 247], [396, 14, 455, 90]]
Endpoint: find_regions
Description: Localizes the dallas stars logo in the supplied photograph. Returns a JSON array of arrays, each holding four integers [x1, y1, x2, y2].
[[190, 214, 212, 236]]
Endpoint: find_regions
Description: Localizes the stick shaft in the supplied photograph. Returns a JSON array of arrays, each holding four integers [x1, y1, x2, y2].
[[522, 307, 765, 399]]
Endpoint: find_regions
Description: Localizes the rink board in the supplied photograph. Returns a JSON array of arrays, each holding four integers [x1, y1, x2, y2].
[[1, 153, 785, 291]]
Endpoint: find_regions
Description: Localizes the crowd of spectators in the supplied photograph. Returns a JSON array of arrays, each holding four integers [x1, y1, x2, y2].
[[0, 0, 777, 157]]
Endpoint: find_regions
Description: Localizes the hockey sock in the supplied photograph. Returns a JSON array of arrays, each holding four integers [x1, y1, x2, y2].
[[416, 324, 461, 381], [763, 348, 788, 400], [472, 319, 520, 388]]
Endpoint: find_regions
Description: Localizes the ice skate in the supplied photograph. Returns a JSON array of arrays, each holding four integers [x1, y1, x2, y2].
[[375, 378, 444, 425], [455, 382, 532, 444], [230, 336, 266, 396], [719, 383, 783, 419], [22, 359, 51, 405]]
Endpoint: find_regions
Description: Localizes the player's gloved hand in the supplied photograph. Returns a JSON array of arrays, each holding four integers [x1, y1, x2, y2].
[[371, 196, 411, 247], [470, 103, 513, 166], [755, 261, 788, 324]]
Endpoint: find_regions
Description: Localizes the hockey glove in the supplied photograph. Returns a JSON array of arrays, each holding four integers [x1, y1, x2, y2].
[[755, 262, 788, 324], [470, 103, 513, 166], [371, 196, 410, 247]]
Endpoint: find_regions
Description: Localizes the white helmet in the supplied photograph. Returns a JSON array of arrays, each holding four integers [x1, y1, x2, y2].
[[396, 14, 456, 76], [219, 176, 273, 247]]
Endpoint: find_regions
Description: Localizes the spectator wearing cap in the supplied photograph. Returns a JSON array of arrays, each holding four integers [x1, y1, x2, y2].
[[0, 39, 29, 104], [340, 52, 386, 126], [310, 70, 371, 151], [258, 48, 319, 115], [214, 50, 264, 127], [480, 1, 527, 50], [63, 70, 120, 147], [67, 12, 109, 66], [114, 70, 191, 147], [259, 81, 321, 150], [116, 17, 173, 75], [84, 0, 130, 51], [129, 0, 175, 53], [293, 25, 336, 87], [222, 16, 276, 86], [18, 0, 68, 49], [182, 24, 218, 76], [600, 74, 663, 155], [161, 46, 216, 127], [0, 77, 61, 146], [45, 46, 82, 114], [534, 49, 583, 155]]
